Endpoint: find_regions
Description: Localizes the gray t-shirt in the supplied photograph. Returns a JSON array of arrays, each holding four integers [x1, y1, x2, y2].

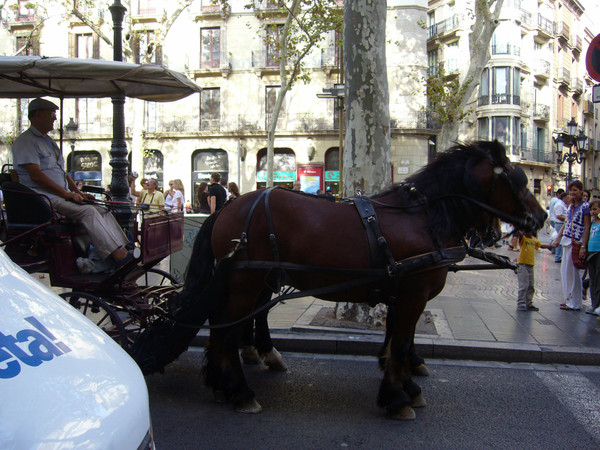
[[12, 126, 68, 199]]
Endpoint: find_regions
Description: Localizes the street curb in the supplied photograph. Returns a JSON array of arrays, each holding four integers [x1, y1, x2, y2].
[[190, 328, 600, 366]]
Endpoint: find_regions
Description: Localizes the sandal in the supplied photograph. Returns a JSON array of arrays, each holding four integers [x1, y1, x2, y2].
[[560, 305, 580, 311]]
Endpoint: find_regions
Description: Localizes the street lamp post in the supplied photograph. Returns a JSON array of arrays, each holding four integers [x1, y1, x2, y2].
[[65, 117, 78, 179], [317, 83, 345, 197], [553, 118, 587, 184], [108, 0, 133, 232]]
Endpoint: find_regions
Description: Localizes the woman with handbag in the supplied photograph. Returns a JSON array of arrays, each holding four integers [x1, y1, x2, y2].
[[552, 180, 591, 311]]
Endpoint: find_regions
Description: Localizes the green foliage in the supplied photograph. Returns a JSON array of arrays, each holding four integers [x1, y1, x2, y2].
[[423, 64, 472, 124]]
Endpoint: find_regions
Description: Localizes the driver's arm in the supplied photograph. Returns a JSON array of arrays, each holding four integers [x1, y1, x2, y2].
[[22, 163, 85, 203]]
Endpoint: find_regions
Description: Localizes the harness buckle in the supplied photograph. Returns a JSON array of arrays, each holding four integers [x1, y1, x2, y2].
[[367, 215, 376, 223]]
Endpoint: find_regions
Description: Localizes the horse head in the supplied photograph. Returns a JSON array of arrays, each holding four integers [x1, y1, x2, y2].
[[476, 140, 547, 233]]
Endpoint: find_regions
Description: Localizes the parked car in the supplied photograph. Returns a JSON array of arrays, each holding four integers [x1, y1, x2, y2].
[[0, 247, 154, 449]]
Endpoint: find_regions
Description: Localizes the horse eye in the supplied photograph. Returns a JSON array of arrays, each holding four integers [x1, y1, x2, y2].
[[493, 167, 503, 175]]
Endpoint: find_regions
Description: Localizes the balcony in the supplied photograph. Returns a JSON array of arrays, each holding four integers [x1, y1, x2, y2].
[[478, 95, 490, 107], [536, 14, 555, 41], [521, 147, 554, 164], [533, 103, 550, 121], [519, 8, 532, 27], [557, 67, 570, 87], [558, 23, 570, 46], [191, 53, 232, 78], [572, 78, 583, 94], [492, 93, 511, 104], [583, 100, 594, 116], [491, 43, 521, 57], [574, 36, 583, 55], [533, 58, 551, 80], [427, 15, 459, 41]]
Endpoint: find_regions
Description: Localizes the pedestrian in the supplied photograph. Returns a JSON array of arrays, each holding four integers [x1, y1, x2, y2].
[[515, 230, 552, 311], [208, 172, 227, 214], [548, 188, 565, 254], [137, 178, 165, 211], [194, 182, 210, 214], [586, 200, 600, 316], [228, 181, 241, 199], [552, 180, 591, 311], [552, 191, 569, 263], [164, 179, 185, 212], [220, 177, 230, 200], [11, 97, 133, 270]]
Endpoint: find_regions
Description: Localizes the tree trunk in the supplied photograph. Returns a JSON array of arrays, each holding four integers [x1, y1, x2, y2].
[[336, 0, 390, 324], [436, 0, 504, 152]]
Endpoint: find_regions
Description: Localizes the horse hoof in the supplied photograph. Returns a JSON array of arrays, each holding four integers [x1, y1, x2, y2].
[[411, 392, 426, 408], [389, 405, 416, 421], [213, 390, 227, 403], [411, 363, 430, 377], [236, 399, 262, 414], [241, 345, 261, 364], [262, 348, 288, 371]]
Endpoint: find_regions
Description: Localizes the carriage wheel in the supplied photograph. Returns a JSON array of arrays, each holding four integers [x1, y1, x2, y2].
[[139, 267, 180, 286], [60, 291, 129, 350]]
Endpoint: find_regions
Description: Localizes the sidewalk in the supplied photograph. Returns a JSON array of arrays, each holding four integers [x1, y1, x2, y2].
[[194, 227, 600, 366]]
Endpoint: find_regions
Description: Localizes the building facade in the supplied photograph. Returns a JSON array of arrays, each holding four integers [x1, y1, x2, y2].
[[427, 0, 600, 205], [0, 0, 433, 204]]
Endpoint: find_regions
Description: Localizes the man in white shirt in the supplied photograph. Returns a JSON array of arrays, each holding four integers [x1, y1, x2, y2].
[[11, 98, 132, 268]]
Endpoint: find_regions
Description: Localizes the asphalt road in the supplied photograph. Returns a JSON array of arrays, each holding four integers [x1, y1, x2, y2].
[[147, 350, 600, 449]]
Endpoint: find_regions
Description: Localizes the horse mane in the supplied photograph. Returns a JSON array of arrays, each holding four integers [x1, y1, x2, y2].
[[377, 140, 509, 239]]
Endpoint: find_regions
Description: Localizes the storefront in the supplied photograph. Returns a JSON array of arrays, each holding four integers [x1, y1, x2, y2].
[[191, 149, 229, 205], [256, 148, 296, 189], [67, 150, 102, 186], [324, 147, 340, 197]]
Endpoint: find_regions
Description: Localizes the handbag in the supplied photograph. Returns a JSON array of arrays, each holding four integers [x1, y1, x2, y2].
[[572, 241, 588, 270]]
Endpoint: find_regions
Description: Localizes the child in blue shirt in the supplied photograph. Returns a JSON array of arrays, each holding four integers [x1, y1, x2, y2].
[[586, 200, 600, 315]]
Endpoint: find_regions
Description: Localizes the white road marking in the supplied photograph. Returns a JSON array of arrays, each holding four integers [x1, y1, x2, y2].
[[536, 371, 600, 442]]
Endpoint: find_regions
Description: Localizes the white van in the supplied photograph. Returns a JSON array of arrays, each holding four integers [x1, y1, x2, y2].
[[0, 247, 154, 449]]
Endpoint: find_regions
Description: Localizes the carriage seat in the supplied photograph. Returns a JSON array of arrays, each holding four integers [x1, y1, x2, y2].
[[0, 181, 86, 246]]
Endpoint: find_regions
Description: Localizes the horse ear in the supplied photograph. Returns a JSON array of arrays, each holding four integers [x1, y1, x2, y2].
[[489, 139, 508, 165]]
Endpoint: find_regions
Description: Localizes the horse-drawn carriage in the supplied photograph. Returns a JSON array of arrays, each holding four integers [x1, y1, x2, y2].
[[0, 167, 184, 351]]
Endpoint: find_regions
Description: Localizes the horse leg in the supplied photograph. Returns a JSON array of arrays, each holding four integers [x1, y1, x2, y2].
[[240, 319, 261, 364], [379, 308, 429, 378], [254, 310, 287, 371], [203, 278, 264, 413], [377, 303, 426, 420]]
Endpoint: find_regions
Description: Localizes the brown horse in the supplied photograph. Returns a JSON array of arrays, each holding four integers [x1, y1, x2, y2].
[[134, 141, 546, 420]]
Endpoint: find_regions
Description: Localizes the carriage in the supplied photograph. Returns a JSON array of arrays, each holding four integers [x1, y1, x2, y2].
[[0, 167, 185, 351]]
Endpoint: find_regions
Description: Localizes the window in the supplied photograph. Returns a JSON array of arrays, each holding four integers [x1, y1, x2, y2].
[[201, 28, 221, 69], [143, 150, 164, 189], [445, 42, 458, 72], [135, 30, 162, 64], [265, 86, 281, 129], [200, 88, 220, 131], [512, 68, 521, 105], [478, 117, 489, 140], [492, 67, 510, 104], [145, 101, 158, 133], [15, 0, 35, 21], [76, 98, 97, 134], [479, 68, 489, 106], [137, 0, 157, 15], [16, 35, 39, 56], [492, 116, 509, 144], [428, 50, 438, 76], [256, 148, 296, 188], [266, 24, 283, 67], [513, 117, 521, 155]]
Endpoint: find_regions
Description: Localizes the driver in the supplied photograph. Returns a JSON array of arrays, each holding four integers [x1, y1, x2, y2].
[[11, 98, 133, 270]]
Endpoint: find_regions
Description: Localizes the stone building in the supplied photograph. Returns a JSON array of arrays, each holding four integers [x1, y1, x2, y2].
[[427, 0, 600, 205], [0, 0, 433, 203]]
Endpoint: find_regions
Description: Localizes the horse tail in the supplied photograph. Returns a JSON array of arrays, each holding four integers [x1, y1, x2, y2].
[[131, 212, 233, 375]]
